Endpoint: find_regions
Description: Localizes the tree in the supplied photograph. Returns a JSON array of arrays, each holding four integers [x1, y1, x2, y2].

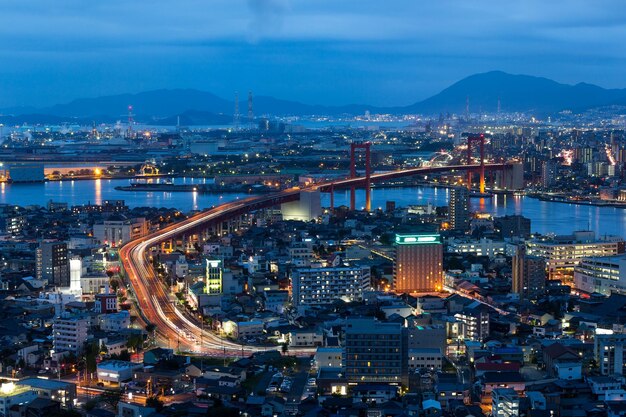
[[145, 323, 157, 343], [83, 399, 98, 411], [146, 396, 164, 411], [109, 278, 120, 292], [99, 390, 122, 409], [281, 342, 289, 355]]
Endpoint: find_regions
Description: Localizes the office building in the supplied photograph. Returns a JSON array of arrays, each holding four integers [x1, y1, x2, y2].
[[36, 241, 70, 287], [512, 246, 546, 300], [595, 333, 626, 376], [291, 264, 370, 306], [448, 186, 469, 231], [205, 259, 223, 294], [394, 233, 443, 293], [344, 318, 407, 384], [527, 231, 625, 280], [492, 388, 520, 417], [52, 315, 89, 354], [574, 255, 626, 296]]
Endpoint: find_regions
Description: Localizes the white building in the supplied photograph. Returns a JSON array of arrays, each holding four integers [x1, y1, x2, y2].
[[315, 347, 343, 368], [288, 329, 323, 347], [281, 189, 321, 221], [81, 274, 109, 294], [446, 237, 515, 259], [222, 320, 264, 340], [68, 257, 83, 296], [291, 264, 370, 306], [595, 333, 626, 376], [93, 217, 148, 247], [53, 315, 89, 354], [408, 348, 443, 370], [174, 255, 188, 278], [492, 388, 520, 417], [97, 360, 142, 384], [98, 311, 131, 332], [574, 255, 626, 296], [527, 231, 624, 279], [0, 382, 37, 416]]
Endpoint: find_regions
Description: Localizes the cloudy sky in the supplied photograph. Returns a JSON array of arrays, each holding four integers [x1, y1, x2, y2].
[[1, 0, 625, 108]]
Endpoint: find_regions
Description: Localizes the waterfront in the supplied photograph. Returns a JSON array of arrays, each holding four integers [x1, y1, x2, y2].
[[1, 178, 625, 237]]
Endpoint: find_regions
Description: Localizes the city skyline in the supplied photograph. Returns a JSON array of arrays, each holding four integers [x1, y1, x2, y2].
[[1, 1, 626, 108]]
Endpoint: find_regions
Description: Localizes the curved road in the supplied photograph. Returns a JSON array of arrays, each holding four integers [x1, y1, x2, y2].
[[120, 163, 506, 357], [120, 189, 317, 356]]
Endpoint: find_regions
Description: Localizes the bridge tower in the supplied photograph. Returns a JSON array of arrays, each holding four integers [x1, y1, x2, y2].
[[466, 134, 486, 193], [350, 142, 372, 211]]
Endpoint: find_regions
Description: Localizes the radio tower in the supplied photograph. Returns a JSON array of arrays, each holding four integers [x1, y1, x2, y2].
[[497, 96, 501, 115], [127, 105, 135, 139], [233, 92, 240, 130], [247, 91, 254, 128], [465, 96, 470, 121]]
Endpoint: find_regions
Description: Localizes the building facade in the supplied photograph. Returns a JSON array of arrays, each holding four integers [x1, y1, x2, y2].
[[36, 241, 70, 287], [448, 186, 469, 231], [52, 315, 89, 354], [291, 264, 370, 306], [527, 231, 625, 280], [394, 233, 443, 293], [512, 246, 546, 300], [344, 319, 407, 385]]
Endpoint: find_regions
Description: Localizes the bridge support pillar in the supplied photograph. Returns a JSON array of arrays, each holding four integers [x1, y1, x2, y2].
[[467, 134, 486, 193], [350, 142, 372, 211]]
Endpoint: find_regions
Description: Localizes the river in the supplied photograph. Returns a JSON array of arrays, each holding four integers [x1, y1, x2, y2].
[[1, 178, 624, 237]]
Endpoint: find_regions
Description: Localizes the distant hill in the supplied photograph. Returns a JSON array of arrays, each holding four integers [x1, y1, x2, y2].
[[403, 71, 626, 114], [5, 71, 626, 124]]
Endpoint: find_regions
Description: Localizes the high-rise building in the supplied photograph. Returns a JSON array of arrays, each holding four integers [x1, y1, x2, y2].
[[512, 246, 546, 301], [394, 233, 443, 293], [36, 241, 69, 287], [448, 187, 469, 231], [205, 259, 223, 294], [492, 388, 520, 417], [541, 160, 557, 189], [344, 318, 407, 384]]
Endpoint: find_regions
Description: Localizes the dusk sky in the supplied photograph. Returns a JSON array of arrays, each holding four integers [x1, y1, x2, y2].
[[2, 0, 626, 108]]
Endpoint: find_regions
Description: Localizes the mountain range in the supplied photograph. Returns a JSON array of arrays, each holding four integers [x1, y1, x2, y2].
[[4, 71, 626, 125]]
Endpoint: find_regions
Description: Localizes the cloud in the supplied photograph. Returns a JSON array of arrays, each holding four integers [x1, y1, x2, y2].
[[247, 0, 290, 42]]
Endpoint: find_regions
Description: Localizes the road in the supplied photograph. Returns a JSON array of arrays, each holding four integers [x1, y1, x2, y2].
[[120, 163, 503, 357], [120, 189, 317, 356]]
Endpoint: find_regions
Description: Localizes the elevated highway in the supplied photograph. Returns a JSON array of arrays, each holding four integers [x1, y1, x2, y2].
[[120, 163, 508, 356]]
